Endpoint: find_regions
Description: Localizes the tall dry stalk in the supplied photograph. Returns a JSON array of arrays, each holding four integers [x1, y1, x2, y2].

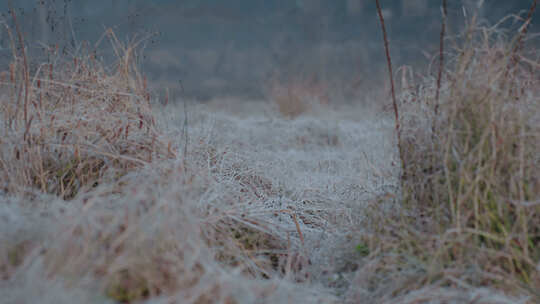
[[435, 0, 447, 113], [375, 0, 405, 175], [8, 0, 30, 128], [506, 0, 537, 79]]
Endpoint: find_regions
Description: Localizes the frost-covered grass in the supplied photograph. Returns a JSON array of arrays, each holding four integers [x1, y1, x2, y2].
[[348, 10, 539, 304], [1, 10, 539, 304], [0, 26, 399, 303], [0, 95, 398, 303]]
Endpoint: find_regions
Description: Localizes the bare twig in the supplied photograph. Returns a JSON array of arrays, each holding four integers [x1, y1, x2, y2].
[[508, 0, 537, 73], [9, 0, 30, 127], [435, 0, 448, 113], [375, 0, 405, 175]]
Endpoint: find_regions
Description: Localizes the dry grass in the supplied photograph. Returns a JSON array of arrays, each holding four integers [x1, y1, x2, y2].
[[3, 4, 538, 304], [1, 24, 357, 302], [269, 75, 330, 118], [352, 11, 540, 304], [0, 29, 175, 199], [0, 161, 335, 303]]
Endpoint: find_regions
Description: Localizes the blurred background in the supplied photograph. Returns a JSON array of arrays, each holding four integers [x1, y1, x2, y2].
[[0, 0, 537, 101]]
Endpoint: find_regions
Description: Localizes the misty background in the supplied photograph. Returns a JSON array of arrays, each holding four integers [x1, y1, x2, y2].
[[0, 0, 537, 101]]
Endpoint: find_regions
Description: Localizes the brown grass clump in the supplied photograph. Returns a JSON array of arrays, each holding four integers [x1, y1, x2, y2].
[[269, 75, 330, 118], [354, 12, 540, 303], [0, 29, 175, 199]]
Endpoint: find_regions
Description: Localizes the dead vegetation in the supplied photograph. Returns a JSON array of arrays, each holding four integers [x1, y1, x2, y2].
[[0, 27, 175, 199], [353, 3, 540, 303], [269, 74, 330, 118], [0, 22, 343, 302], [1, 3, 538, 304]]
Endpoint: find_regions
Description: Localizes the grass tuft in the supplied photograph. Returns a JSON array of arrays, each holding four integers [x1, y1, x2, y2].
[[358, 9, 540, 303], [0, 29, 175, 199], [269, 75, 330, 118]]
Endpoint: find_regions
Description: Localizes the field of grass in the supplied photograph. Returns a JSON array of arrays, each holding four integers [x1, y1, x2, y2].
[[1, 4, 539, 304]]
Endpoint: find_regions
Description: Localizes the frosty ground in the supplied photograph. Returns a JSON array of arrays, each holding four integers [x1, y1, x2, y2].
[[0, 96, 402, 303], [1, 10, 539, 302]]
